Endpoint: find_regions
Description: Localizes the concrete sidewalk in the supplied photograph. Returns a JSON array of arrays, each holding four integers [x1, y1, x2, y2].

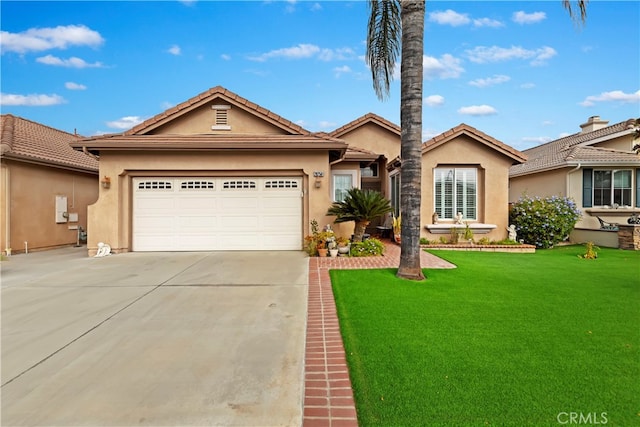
[[1, 247, 308, 426]]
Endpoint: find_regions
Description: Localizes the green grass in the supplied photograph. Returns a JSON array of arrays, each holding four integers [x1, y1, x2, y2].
[[331, 246, 640, 426]]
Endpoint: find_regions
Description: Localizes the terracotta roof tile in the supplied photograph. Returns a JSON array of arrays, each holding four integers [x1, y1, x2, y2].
[[1, 114, 98, 172], [125, 86, 309, 137], [329, 113, 401, 138], [510, 118, 639, 177], [422, 123, 527, 163]]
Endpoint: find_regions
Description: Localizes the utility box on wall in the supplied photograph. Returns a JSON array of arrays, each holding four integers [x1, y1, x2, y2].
[[55, 195, 68, 223]]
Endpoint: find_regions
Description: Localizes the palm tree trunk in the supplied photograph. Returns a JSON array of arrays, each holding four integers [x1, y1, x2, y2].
[[353, 220, 370, 242], [397, 0, 425, 281]]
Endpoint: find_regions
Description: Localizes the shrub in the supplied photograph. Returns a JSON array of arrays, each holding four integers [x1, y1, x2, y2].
[[510, 195, 581, 249], [579, 241, 599, 259], [419, 237, 430, 245], [350, 238, 385, 257]]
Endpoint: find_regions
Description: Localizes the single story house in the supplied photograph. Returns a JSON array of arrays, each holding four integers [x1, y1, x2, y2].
[[71, 86, 525, 255], [1, 114, 99, 255], [509, 115, 640, 247]]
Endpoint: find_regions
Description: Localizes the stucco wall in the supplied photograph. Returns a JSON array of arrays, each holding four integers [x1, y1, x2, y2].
[[87, 150, 335, 254], [1, 160, 98, 254], [421, 135, 517, 242], [509, 168, 568, 204]]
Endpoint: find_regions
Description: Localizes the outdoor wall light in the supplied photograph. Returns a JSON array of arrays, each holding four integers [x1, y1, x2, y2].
[[101, 176, 111, 189]]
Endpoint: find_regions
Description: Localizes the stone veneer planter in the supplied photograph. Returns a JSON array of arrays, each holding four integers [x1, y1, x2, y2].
[[617, 225, 640, 250], [422, 244, 536, 253]]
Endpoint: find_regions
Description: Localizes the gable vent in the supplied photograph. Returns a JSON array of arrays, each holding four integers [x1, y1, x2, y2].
[[211, 104, 231, 130]]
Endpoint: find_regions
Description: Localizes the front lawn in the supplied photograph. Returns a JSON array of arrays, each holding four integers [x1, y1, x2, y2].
[[331, 246, 640, 426]]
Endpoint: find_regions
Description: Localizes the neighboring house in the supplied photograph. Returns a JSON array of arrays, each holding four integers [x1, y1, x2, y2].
[[70, 86, 524, 255], [388, 124, 527, 241], [509, 116, 640, 247], [0, 115, 99, 255]]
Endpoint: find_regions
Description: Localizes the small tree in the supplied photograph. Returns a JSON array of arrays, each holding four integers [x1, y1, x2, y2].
[[326, 188, 393, 242], [510, 195, 581, 248]]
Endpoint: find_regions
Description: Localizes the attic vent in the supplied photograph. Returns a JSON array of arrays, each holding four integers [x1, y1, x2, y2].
[[138, 181, 172, 190], [223, 180, 256, 189], [211, 104, 231, 130], [265, 180, 299, 189]]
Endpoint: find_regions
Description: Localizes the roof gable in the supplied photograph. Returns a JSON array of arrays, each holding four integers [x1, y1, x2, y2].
[[422, 123, 527, 164], [126, 86, 310, 136], [1, 114, 98, 172], [329, 113, 400, 138]]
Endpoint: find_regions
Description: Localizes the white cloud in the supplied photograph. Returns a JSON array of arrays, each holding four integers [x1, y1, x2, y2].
[[167, 44, 181, 55], [248, 43, 319, 61], [160, 101, 174, 110], [512, 11, 546, 25], [0, 25, 104, 54], [318, 120, 336, 129], [473, 18, 504, 28], [0, 92, 65, 106], [248, 44, 355, 62], [333, 65, 351, 78], [106, 116, 144, 130], [424, 95, 445, 107], [179, 0, 197, 6], [579, 90, 640, 106], [520, 82, 536, 89], [36, 54, 103, 68], [310, 3, 322, 12], [221, 53, 231, 61], [422, 54, 464, 80], [469, 74, 510, 88], [458, 105, 498, 116], [429, 10, 470, 26], [465, 45, 557, 66], [522, 136, 552, 144], [65, 82, 87, 90]]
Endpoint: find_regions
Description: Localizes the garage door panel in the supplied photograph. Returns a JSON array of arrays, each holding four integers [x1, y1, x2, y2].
[[133, 177, 301, 251]]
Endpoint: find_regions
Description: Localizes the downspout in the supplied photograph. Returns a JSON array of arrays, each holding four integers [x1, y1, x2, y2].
[[2, 165, 10, 253]]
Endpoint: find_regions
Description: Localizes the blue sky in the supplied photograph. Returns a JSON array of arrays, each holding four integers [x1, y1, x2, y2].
[[1, 0, 639, 151]]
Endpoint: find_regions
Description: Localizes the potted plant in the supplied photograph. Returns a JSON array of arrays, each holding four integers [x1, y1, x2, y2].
[[392, 213, 401, 244], [326, 188, 393, 243], [336, 236, 350, 255]]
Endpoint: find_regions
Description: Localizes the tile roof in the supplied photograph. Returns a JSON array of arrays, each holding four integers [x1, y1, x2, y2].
[[72, 133, 348, 157], [422, 123, 527, 163], [510, 118, 639, 177], [329, 112, 401, 138], [126, 86, 310, 136], [0, 114, 98, 172]]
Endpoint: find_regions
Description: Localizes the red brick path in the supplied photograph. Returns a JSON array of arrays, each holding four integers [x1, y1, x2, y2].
[[302, 243, 454, 426]]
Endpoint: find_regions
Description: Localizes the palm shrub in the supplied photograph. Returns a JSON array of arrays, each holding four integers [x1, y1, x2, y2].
[[326, 188, 393, 242], [510, 195, 581, 248]]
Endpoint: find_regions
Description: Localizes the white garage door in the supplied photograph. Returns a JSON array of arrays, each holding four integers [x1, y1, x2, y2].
[[133, 177, 302, 251]]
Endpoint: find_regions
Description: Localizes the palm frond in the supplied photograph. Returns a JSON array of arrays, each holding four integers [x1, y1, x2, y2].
[[366, 0, 401, 100], [563, 0, 588, 25]]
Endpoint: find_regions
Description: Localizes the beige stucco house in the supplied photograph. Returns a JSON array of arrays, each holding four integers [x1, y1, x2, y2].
[[1, 115, 99, 255], [70, 86, 525, 255], [509, 116, 640, 247]]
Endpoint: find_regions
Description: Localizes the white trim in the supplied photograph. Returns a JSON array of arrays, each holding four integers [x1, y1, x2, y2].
[[331, 170, 358, 202]]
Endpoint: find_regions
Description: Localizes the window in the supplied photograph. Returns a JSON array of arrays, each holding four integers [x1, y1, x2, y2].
[[593, 169, 632, 206], [361, 163, 379, 178], [138, 181, 172, 190], [389, 172, 401, 216], [332, 171, 357, 202], [223, 180, 256, 189], [434, 168, 477, 220]]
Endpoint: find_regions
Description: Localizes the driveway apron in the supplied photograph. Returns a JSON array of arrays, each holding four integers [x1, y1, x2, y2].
[[1, 248, 308, 426]]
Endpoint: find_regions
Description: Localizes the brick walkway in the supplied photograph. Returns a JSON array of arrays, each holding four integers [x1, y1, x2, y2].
[[303, 243, 455, 426]]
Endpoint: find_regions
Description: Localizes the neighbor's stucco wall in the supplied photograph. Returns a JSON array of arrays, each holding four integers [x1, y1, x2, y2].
[[87, 150, 334, 255], [148, 102, 291, 135], [0, 160, 98, 254], [337, 124, 400, 163], [509, 168, 569, 204], [421, 135, 517, 241], [591, 132, 635, 152]]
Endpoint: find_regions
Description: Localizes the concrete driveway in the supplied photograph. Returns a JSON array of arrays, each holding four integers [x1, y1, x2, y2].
[[1, 247, 308, 426]]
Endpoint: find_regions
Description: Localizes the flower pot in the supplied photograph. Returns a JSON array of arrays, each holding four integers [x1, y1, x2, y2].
[[317, 248, 328, 257], [329, 249, 339, 258], [337, 245, 350, 255]]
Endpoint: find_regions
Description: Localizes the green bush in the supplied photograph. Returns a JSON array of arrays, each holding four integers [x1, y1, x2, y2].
[[350, 238, 385, 257], [510, 195, 581, 248]]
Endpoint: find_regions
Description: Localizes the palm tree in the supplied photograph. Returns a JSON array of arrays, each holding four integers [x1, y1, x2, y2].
[[326, 188, 393, 242], [366, 0, 588, 281]]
